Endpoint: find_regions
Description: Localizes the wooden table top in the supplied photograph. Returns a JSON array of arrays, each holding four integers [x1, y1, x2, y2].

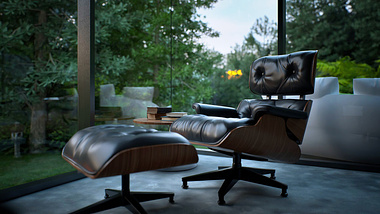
[[133, 118, 174, 125]]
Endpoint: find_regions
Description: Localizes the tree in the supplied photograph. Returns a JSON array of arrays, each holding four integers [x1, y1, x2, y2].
[[350, 0, 380, 67], [286, 0, 380, 67], [211, 15, 279, 107], [1, 0, 77, 152], [212, 44, 259, 107], [317, 57, 380, 93], [244, 15, 278, 57], [96, 0, 221, 113], [1, 0, 223, 152]]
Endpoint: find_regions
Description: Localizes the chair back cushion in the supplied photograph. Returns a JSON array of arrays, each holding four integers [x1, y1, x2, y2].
[[250, 50, 318, 96]]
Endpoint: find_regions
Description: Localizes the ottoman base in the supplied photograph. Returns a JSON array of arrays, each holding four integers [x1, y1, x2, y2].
[[70, 174, 173, 214]]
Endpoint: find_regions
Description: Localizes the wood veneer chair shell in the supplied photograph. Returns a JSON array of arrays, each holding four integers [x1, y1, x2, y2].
[[63, 144, 198, 179]]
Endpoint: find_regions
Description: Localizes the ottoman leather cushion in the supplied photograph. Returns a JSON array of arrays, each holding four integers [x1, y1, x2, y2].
[[62, 125, 198, 179]]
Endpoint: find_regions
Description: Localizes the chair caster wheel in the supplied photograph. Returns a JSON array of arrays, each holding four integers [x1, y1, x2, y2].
[[218, 199, 226, 205], [182, 181, 188, 189], [169, 197, 175, 204]]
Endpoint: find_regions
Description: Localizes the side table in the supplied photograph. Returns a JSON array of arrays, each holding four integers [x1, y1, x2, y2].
[[133, 118, 174, 126]]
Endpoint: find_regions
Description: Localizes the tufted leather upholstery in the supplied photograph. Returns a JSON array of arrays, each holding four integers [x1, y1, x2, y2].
[[62, 125, 200, 213], [250, 50, 318, 95], [62, 125, 198, 178], [171, 99, 311, 144], [170, 115, 254, 144]]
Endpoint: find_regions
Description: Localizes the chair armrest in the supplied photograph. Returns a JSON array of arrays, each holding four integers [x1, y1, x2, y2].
[[192, 103, 240, 118], [252, 104, 308, 120]]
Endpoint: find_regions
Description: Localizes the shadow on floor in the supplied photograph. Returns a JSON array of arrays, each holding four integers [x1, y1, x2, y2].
[[1, 154, 380, 214]]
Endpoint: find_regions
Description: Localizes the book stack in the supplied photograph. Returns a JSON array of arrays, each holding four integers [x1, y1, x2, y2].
[[147, 107, 172, 120], [161, 112, 187, 121]]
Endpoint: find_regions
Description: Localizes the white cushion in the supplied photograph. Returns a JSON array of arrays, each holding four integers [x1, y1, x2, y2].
[[353, 78, 380, 96], [306, 77, 339, 99]]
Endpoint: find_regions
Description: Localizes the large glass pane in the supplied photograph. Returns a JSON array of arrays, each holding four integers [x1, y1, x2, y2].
[[286, 0, 380, 93], [197, 0, 278, 107], [286, 0, 380, 165], [93, 1, 230, 128], [94, 1, 173, 127], [0, 1, 78, 190], [93, 0, 277, 125]]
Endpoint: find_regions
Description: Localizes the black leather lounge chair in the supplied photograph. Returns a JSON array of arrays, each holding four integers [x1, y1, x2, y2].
[[170, 50, 318, 205]]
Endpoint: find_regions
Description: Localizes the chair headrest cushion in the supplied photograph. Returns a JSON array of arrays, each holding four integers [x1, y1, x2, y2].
[[250, 50, 318, 95]]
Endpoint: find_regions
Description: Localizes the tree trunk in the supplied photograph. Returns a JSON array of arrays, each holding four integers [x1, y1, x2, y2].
[[29, 9, 48, 153], [30, 100, 47, 153]]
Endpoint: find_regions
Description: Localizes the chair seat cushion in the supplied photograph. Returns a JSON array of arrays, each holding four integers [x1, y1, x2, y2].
[[62, 125, 198, 178], [170, 115, 254, 144], [237, 99, 309, 118]]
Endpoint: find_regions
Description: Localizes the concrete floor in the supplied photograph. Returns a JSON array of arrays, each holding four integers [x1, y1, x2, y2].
[[1, 154, 380, 214]]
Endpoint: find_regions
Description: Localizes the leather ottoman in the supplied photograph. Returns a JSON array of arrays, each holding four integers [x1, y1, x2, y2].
[[62, 124, 198, 214]]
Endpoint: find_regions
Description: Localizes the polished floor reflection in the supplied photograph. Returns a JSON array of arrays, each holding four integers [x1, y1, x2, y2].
[[1, 154, 380, 214]]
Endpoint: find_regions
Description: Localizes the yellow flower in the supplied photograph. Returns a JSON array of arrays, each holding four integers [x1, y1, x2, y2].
[[225, 69, 243, 79]]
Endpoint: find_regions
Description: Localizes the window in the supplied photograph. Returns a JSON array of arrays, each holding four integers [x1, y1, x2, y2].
[[286, 0, 380, 93], [0, 1, 78, 190]]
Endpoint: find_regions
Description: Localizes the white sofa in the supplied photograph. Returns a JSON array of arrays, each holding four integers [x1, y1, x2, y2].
[[301, 78, 380, 165]]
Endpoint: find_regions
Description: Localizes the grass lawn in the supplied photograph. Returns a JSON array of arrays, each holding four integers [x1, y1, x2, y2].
[[0, 146, 208, 190], [0, 152, 75, 190]]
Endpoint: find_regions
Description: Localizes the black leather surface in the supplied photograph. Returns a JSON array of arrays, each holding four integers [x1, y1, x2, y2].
[[171, 51, 317, 145], [170, 115, 254, 144], [250, 50, 318, 95], [171, 99, 309, 144], [62, 125, 192, 176], [237, 99, 309, 119], [192, 103, 239, 118]]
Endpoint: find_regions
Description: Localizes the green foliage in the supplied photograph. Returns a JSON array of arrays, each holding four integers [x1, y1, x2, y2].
[[93, 0, 221, 113], [286, 0, 380, 67], [244, 16, 278, 57], [171, 48, 223, 112], [317, 57, 380, 93], [1, 0, 77, 105], [1, 0, 224, 147], [46, 118, 76, 149], [212, 14, 278, 108], [95, 1, 135, 88], [212, 45, 260, 107], [0, 0, 78, 149]]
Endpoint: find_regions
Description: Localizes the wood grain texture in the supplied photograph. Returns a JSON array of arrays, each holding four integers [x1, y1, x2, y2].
[[286, 100, 312, 143], [191, 114, 302, 163], [287, 118, 307, 143], [65, 144, 198, 179], [133, 118, 173, 125]]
